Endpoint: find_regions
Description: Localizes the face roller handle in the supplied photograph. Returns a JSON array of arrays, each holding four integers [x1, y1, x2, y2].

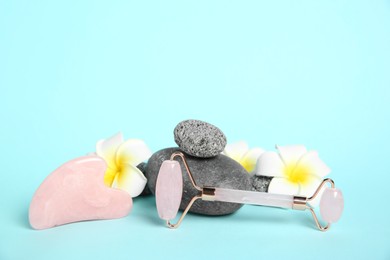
[[209, 188, 294, 208]]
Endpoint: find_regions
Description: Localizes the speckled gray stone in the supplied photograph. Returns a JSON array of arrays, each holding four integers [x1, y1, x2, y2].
[[145, 147, 252, 215], [174, 119, 227, 158], [251, 175, 273, 192]]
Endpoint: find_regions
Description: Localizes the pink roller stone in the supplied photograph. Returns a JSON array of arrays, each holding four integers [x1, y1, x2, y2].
[[155, 160, 183, 220], [29, 156, 133, 230], [320, 188, 344, 223]]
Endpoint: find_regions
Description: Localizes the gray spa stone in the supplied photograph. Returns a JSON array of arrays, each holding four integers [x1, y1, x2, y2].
[[145, 147, 252, 215], [174, 119, 227, 158]]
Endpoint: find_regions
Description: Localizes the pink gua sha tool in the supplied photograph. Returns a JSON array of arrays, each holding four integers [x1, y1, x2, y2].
[[29, 156, 133, 230], [156, 152, 344, 231]]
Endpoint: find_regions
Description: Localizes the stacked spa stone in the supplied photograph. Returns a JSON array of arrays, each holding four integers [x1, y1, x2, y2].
[[143, 119, 268, 215]]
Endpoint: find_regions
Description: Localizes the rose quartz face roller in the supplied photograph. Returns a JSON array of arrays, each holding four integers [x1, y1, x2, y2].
[[156, 152, 344, 231]]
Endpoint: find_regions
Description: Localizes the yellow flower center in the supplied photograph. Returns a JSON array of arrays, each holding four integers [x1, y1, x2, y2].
[[241, 159, 254, 173], [284, 163, 311, 185], [103, 154, 127, 187], [104, 166, 119, 186]]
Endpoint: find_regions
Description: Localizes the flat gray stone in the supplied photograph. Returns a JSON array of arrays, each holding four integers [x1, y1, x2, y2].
[[145, 147, 252, 215], [174, 119, 227, 158]]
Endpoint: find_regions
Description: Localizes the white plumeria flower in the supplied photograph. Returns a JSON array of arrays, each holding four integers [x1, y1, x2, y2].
[[96, 132, 152, 198], [223, 141, 265, 173], [256, 145, 331, 205]]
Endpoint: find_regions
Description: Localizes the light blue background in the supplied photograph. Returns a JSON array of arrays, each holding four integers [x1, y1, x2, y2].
[[1, 0, 389, 259]]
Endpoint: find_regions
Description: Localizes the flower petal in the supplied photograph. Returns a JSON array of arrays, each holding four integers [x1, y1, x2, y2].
[[298, 151, 331, 178], [96, 132, 124, 168], [112, 164, 147, 197], [241, 148, 265, 173], [116, 139, 152, 166], [104, 167, 118, 187], [255, 151, 284, 177], [223, 141, 249, 162], [276, 145, 307, 165], [299, 175, 324, 206], [268, 177, 299, 195]]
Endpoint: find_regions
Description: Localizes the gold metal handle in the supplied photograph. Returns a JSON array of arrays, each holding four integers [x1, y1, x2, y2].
[[170, 152, 202, 192], [306, 178, 336, 232], [166, 195, 201, 229], [307, 178, 335, 202]]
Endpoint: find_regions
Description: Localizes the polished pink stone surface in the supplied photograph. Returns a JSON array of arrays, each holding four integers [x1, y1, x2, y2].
[[320, 188, 344, 223], [155, 160, 183, 220], [29, 156, 133, 230]]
